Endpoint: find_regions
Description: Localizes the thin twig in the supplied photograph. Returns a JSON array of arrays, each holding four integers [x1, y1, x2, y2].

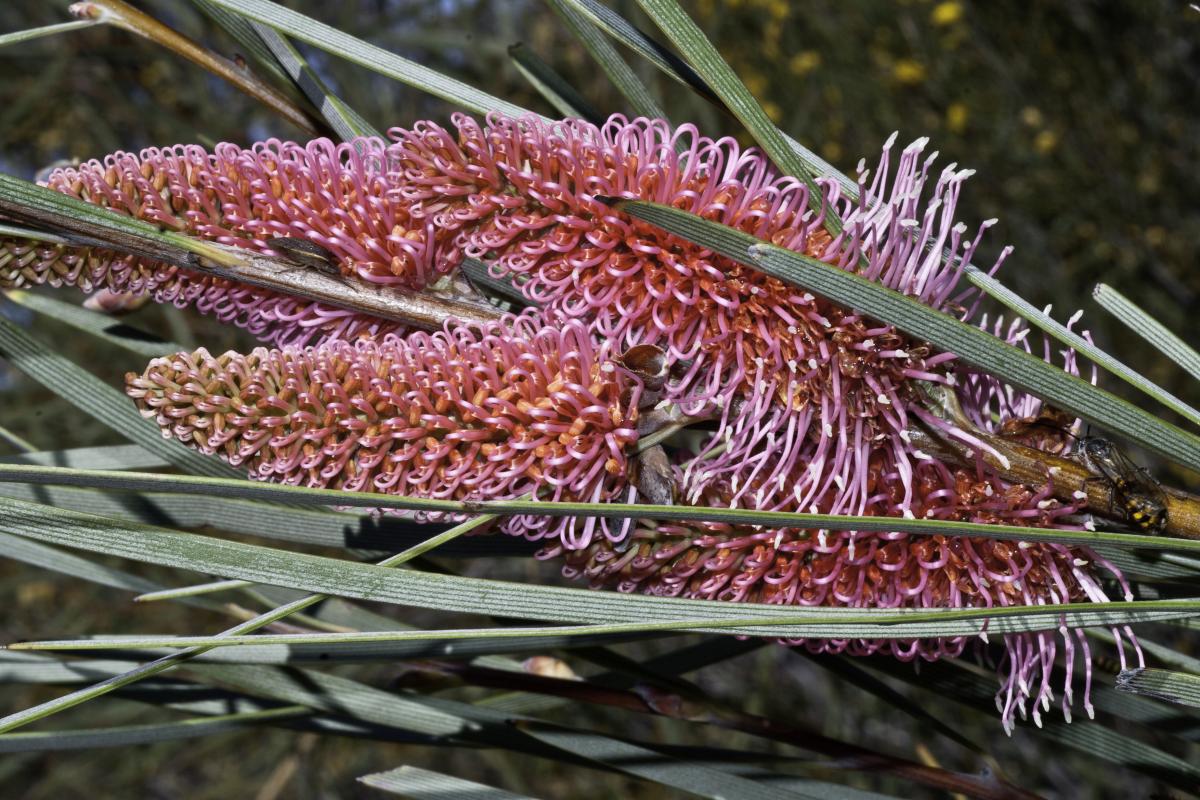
[[69, 0, 321, 135]]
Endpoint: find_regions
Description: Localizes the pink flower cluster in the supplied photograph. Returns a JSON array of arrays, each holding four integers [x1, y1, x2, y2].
[[1, 111, 1140, 730]]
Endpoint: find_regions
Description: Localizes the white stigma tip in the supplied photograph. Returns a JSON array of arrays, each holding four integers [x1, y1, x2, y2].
[[1073, 558, 1089, 567], [877, 393, 891, 405], [902, 508, 916, 520], [808, 358, 819, 370], [913, 450, 932, 461], [1072, 490, 1088, 500], [1084, 518, 1096, 531], [1037, 500, 1054, 510], [1068, 309, 1084, 326]]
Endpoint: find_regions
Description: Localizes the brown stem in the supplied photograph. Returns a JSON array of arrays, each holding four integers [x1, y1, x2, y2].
[[0, 214, 502, 332], [912, 386, 1200, 540], [69, 0, 321, 135], [405, 661, 1039, 800]]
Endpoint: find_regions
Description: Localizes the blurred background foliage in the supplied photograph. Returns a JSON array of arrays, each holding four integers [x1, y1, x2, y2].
[[1, 0, 1199, 797]]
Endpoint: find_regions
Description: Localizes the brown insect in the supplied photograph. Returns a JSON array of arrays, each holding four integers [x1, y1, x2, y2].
[[267, 236, 344, 279]]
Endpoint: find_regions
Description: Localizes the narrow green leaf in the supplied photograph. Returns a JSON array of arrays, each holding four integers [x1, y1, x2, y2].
[[203, 0, 536, 120], [460, 257, 530, 307], [21, 587, 1200, 651], [802, 653, 983, 755], [249, 22, 383, 140], [6, 462, 1200, 554], [0, 319, 240, 479], [616, 199, 1200, 473], [0, 705, 309, 753], [965, 267, 1200, 428], [556, 0, 715, 103], [634, 0, 833, 231], [0, 480, 527, 557], [3, 495, 1198, 644], [546, 0, 667, 120], [358, 765, 533, 799], [0, 445, 167, 471], [0, 20, 99, 48], [0, 173, 236, 267], [557, 1, 857, 194], [1094, 283, 1200, 384], [857, 656, 1200, 790], [508, 43, 602, 122], [189, 0, 293, 85], [1116, 668, 1200, 708], [519, 725, 820, 800], [1091, 546, 1200, 581], [0, 423, 35, 453], [0, 511, 494, 733], [134, 578, 253, 603], [5, 289, 183, 359]]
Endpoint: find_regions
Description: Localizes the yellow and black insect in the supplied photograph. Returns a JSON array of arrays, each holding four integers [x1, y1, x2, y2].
[[1078, 437, 1168, 533]]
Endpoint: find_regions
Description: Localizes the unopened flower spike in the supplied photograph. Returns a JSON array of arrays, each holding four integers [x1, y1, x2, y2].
[[127, 311, 644, 548]]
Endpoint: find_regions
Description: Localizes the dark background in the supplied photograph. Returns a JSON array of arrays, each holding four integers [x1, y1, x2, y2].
[[1, 1, 1198, 797]]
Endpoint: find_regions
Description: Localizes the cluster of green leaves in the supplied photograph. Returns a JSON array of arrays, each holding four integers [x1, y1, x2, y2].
[[1, 1, 1198, 797]]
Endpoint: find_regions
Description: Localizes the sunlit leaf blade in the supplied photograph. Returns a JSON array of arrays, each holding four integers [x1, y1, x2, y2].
[[358, 764, 534, 799], [4, 289, 182, 358], [4, 495, 1199, 642], [614, 199, 1200, 473], [0, 20, 98, 48], [508, 43, 601, 122], [0, 320, 238, 478], [964, 267, 1200, 428], [7, 462, 1200, 556], [1116, 668, 1200, 708], [203, 0, 535, 119], [0, 706, 309, 753], [1094, 283, 1200, 384], [546, 0, 666, 120]]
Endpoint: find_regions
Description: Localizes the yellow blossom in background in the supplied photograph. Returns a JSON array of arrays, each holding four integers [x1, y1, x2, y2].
[[946, 102, 968, 133], [788, 50, 821, 76], [1020, 106, 1044, 127], [892, 58, 927, 84], [1034, 129, 1058, 153], [931, 1, 963, 26]]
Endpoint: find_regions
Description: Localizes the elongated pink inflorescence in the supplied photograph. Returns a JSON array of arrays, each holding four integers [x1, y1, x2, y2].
[[0, 136, 455, 345], [126, 312, 642, 546]]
